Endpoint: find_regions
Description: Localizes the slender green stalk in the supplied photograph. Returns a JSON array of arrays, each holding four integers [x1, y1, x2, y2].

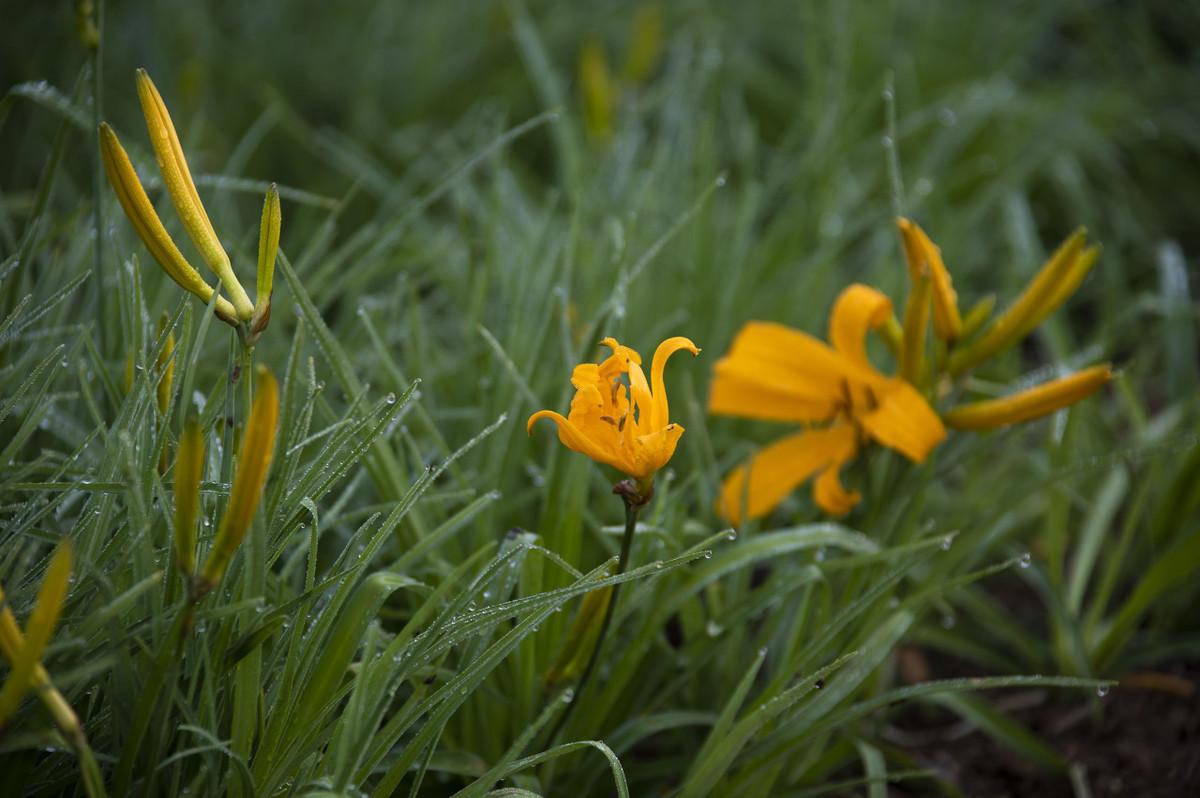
[[545, 493, 640, 747], [90, 0, 106, 357]]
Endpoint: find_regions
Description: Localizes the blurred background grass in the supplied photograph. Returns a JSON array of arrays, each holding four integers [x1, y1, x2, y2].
[[2, 0, 1200, 795]]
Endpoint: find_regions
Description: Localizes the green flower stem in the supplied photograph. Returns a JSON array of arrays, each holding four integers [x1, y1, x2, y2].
[[546, 489, 641, 747]]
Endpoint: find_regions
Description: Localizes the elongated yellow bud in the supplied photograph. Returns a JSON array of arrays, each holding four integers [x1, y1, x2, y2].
[[136, 69, 254, 320], [943, 364, 1112, 430], [1014, 245, 1100, 342], [197, 366, 279, 594], [155, 314, 176, 416], [543, 584, 614, 688], [175, 418, 205, 578], [948, 229, 1089, 375], [897, 218, 962, 342], [0, 542, 71, 724], [98, 122, 239, 325], [250, 184, 281, 342], [580, 42, 617, 142], [624, 5, 664, 83], [900, 273, 931, 384]]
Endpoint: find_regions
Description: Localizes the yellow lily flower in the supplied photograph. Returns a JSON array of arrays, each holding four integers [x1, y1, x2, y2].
[[710, 284, 946, 523], [527, 336, 700, 487]]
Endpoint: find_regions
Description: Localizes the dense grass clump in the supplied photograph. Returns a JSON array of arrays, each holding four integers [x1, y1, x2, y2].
[[2, 1, 1198, 795]]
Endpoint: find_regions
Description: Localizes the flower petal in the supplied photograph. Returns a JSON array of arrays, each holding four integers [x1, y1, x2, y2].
[[649, 336, 700, 430], [717, 425, 857, 525], [527, 409, 618, 471], [627, 359, 654, 433], [828, 284, 893, 370], [709, 322, 866, 422], [634, 422, 685, 480], [858, 378, 946, 463], [812, 427, 861, 515]]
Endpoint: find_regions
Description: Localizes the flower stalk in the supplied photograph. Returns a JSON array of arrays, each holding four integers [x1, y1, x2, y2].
[[546, 486, 644, 744]]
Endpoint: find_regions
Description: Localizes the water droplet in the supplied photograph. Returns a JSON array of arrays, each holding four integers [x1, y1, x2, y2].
[[938, 107, 957, 127], [814, 678, 825, 690], [881, 134, 894, 148], [1018, 552, 1032, 569], [758, 646, 768, 657], [1096, 685, 1110, 698], [725, 531, 738, 542], [702, 550, 713, 559], [384, 393, 396, 405], [715, 174, 727, 187], [706, 620, 723, 637], [561, 688, 575, 703], [881, 87, 894, 101], [940, 536, 953, 551], [653, 560, 665, 570]]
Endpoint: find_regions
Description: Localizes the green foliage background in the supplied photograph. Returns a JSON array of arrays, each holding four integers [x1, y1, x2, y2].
[[1, 1, 1198, 795]]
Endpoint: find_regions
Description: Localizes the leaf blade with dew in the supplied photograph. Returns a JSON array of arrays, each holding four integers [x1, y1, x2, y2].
[[687, 645, 769, 774], [775, 675, 1112, 752], [676, 651, 860, 797], [450, 685, 577, 798], [853, 739, 888, 798], [926, 692, 1065, 770], [0, 271, 89, 346], [292, 572, 425, 730], [174, 417, 204, 578], [1066, 465, 1129, 616], [1094, 526, 1200, 670]]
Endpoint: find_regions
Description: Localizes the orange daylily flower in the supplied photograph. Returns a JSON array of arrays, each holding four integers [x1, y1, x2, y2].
[[710, 284, 946, 523], [528, 336, 700, 485]]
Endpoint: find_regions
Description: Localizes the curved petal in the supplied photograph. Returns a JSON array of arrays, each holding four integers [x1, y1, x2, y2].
[[598, 336, 642, 380], [717, 426, 857, 526], [633, 422, 685, 479], [811, 427, 861, 515], [527, 410, 615, 468], [649, 336, 700, 430], [858, 379, 946, 463], [627, 360, 654, 433], [828, 284, 892, 370], [709, 322, 869, 422]]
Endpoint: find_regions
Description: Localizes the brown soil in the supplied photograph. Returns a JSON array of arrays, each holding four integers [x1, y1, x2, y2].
[[888, 659, 1200, 797]]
